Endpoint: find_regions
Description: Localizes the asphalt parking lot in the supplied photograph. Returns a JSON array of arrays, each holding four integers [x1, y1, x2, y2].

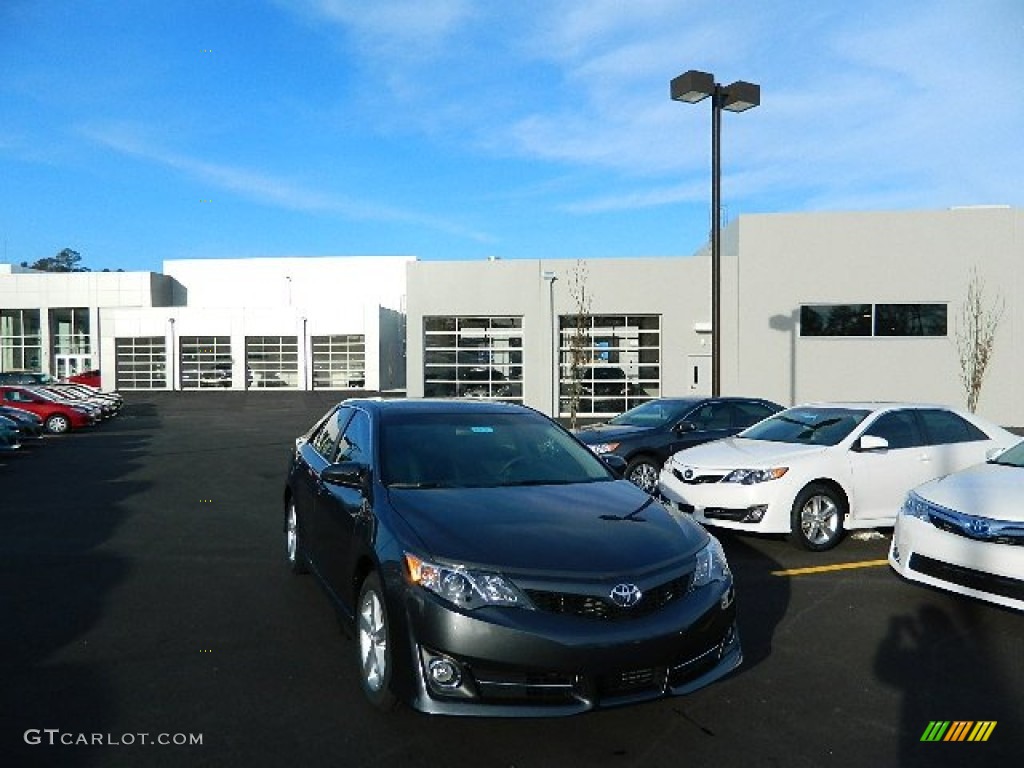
[[2, 392, 1021, 768]]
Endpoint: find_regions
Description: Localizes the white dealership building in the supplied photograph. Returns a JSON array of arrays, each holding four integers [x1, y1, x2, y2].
[[1, 207, 1021, 426]]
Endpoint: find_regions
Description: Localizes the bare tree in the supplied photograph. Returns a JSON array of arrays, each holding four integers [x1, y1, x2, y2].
[[956, 268, 1004, 413], [566, 261, 592, 429]]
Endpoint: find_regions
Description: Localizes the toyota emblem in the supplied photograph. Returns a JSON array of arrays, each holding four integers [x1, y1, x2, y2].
[[967, 518, 991, 538], [683, 468, 695, 481], [610, 583, 643, 609]]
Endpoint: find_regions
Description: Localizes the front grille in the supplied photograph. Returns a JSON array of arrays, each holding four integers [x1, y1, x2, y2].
[[927, 510, 1024, 547], [703, 507, 752, 521], [909, 553, 1024, 603], [526, 574, 693, 621], [460, 623, 737, 709], [673, 468, 725, 485], [669, 643, 724, 686], [598, 667, 666, 698], [472, 668, 578, 704]]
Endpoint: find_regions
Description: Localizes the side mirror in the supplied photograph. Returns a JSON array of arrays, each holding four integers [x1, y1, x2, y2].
[[602, 454, 628, 478], [674, 420, 696, 434], [322, 461, 372, 491], [857, 435, 889, 452], [986, 445, 1008, 461]]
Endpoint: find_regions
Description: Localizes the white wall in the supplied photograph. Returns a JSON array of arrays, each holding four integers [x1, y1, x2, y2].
[[163, 256, 411, 312], [728, 208, 1023, 426], [406, 257, 709, 415]]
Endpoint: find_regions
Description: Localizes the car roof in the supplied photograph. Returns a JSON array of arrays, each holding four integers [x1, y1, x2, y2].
[[341, 397, 537, 416], [789, 401, 948, 411]]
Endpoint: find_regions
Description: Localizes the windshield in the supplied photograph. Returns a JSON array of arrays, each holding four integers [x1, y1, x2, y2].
[[380, 410, 613, 489], [607, 399, 697, 428], [739, 407, 870, 447], [990, 440, 1024, 468]]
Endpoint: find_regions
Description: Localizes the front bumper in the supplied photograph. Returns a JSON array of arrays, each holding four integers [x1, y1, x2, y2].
[[889, 515, 1024, 612], [658, 468, 792, 534], [398, 578, 741, 716]]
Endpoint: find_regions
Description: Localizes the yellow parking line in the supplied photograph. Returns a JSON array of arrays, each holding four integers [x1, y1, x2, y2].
[[772, 559, 890, 577]]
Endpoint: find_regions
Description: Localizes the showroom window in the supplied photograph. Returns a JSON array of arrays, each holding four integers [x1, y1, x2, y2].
[[0, 309, 42, 371], [180, 336, 233, 388], [311, 335, 366, 389], [800, 304, 947, 337], [50, 307, 91, 354], [115, 337, 167, 390], [423, 316, 523, 402], [246, 336, 299, 388], [558, 314, 660, 417]]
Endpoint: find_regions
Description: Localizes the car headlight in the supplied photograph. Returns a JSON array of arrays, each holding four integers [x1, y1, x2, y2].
[[722, 467, 788, 484], [901, 492, 933, 521], [588, 442, 620, 455], [692, 536, 731, 588], [405, 553, 532, 610]]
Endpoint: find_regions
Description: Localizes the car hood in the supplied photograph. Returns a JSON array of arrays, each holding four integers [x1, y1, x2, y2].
[[669, 436, 828, 468], [575, 423, 653, 444], [915, 462, 1024, 522], [386, 480, 705, 575]]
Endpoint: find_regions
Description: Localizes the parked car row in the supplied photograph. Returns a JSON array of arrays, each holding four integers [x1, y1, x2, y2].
[[583, 398, 1022, 614], [0, 376, 123, 439]]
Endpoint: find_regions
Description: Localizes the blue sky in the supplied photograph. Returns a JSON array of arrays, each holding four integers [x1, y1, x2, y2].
[[2, 0, 1022, 273]]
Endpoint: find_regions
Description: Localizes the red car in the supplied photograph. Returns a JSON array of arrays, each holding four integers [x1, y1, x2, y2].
[[0, 386, 96, 434], [66, 369, 102, 388]]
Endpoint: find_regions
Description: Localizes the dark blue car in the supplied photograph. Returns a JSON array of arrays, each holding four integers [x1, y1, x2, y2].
[[283, 398, 741, 716], [575, 397, 783, 493]]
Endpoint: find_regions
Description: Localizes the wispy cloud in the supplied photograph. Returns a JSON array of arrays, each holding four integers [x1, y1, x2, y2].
[[78, 121, 495, 243], [281, 0, 1024, 215]]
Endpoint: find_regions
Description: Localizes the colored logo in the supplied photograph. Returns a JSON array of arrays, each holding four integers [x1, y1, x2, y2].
[[920, 721, 996, 742]]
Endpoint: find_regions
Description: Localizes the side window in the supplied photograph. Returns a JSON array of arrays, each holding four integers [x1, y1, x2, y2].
[[688, 402, 734, 430], [337, 410, 372, 465], [919, 409, 987, 445], [864, 411, 924, 449], [733, 402, 775, 428], [310, 408, 349, 461]]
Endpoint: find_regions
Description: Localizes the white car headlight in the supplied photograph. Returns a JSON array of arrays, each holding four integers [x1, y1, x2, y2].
[[405, 553, 532, 610], [900, 492, 933, 521], [722, 467, 788, 484], [692, 537, 732, 588], [588, 442, 620, 455]]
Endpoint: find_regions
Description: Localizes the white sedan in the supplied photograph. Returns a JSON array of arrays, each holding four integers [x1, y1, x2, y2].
[[657, 403, 1019, 551], [889, 438, 1024, 611]]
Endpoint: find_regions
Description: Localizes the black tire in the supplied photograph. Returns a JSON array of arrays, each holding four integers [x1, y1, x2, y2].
[[356, 572, 397, 711], [789, 482, 845, 551], [625, 455, 661, 494], [44, 413, 71, 434], [285, 498, 308, 574]]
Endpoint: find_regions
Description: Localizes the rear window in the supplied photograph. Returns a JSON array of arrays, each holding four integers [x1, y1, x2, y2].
[[919, 409, 987, 445]]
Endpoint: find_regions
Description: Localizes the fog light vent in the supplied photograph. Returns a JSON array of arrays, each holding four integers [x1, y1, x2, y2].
[[743, 505, 768, 523]]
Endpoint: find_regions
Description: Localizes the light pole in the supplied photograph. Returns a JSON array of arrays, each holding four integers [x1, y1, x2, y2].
[[541, 270, 558, 418], [670, 70, 759, 397], [168, 317, 176, 391]]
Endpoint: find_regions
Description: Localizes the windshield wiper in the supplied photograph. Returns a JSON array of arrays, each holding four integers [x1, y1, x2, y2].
[[388, 482, 444, 489]]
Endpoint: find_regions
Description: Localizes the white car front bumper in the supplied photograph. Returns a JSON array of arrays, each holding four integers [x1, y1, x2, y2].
[[657, 464, 796, 535], [889, 514, 1024, 612]]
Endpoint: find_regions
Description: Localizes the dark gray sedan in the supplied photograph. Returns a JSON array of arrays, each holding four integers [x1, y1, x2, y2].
[[283, 398, 741, 716]]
